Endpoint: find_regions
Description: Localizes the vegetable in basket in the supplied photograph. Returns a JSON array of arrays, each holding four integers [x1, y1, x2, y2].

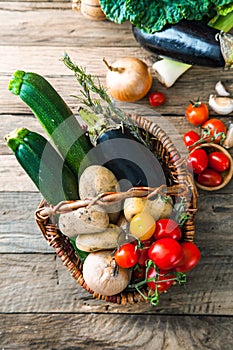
[[8, 70, 96, 180], [5, 128, 78, 205], [62, 53, 167, 191], [79, 108, 167, 191]]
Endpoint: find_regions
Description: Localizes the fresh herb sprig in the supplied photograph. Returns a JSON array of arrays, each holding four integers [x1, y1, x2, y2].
[[61, 53, 151, 148]]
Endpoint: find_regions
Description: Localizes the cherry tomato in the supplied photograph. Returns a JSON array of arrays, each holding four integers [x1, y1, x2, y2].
[[201, 118, 227, 144], [208, 151, 230, 172], [149, 92, 166, 107], [197, 168, 223, 187], [132, 265, 146, 282], [187, 148, 208, 174], [185, 100, 209, 126], [137, 246, 150, 266], [175, 242, 201, 273], [183, 130, 201, 150], [114, 243, 139, 268], [148, 238, 183, 270], [147, 267, 175, 292], [153, 218, 182, 241], [130, 212, 156, 241]]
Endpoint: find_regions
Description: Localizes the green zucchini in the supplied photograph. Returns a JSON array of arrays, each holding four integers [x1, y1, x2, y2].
[[5, 128, 79, 205], [8, 70, 95, 178]]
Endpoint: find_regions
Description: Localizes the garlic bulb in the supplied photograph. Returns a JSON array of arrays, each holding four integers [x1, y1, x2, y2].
[[209, 94, 233, 115]]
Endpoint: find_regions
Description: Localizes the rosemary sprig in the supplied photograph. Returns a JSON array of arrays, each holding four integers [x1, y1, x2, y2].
[[61, 53, 151, 148]]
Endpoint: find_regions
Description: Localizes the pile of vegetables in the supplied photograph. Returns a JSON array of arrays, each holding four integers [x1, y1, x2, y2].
[[4, 54, 202, 305], [98, 0, 233, 89]]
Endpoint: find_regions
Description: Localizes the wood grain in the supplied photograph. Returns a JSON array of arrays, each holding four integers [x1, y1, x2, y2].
[[1, 192, 233, 254], [0, 313, 232, 350], [1, 0, 233, 347], [0, 253, 232, 315]]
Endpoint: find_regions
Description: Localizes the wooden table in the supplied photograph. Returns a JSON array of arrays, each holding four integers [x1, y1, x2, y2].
[[0, 1, 233, 349]]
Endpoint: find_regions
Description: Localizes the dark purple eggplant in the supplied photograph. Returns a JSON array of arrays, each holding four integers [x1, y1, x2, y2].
[[95, 127, 166, 191], [132, 20, 226, 67], [79, 109, 166, 191]]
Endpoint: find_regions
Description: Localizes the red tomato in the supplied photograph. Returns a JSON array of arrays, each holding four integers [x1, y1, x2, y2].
[[208, 151, 230, 172], [147, 267, 175, 292], [183, 130, 201, 150], [187, 148, 208, 174], [153, 218, 182, 241], [148, 238, 183, 270], [137, 246, 149, 267], [114, 243, 139, 269], [197, 168, 223, 187], [185, 100, 209, 126], [201, 118, 227, 144], [149, 92, 166, 107], [175, 242, 201, 273], [132, 265, 146, 282]]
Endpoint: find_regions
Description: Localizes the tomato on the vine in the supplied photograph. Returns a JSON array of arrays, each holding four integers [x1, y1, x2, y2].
[[183, 130, 201, 150], [149, 92, 166, 107], [148, 238, 183, 270], [187, 148, 208, 174], [197, 168, 222, 187], [147, 267, 175, 292], [208, 151, 230, 172], [185, 100, 209, 126], [175, 242, 201, 273], [130, 212, 156, 241], [137, 246, 150, 266], [153, 218, 182, 241], [201, 118, 227, 144], [114, 243, 139, 268], [132, 265, 146, 282]]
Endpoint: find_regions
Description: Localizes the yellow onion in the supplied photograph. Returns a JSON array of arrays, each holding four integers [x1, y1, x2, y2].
[[103, 57, 153, 102]]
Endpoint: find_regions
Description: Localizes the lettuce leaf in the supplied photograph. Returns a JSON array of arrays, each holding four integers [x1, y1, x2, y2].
[[99, 0, 233, 33]]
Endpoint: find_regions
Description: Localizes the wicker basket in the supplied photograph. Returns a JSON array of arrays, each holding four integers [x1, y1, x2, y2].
[[35, 115, 198, 305]]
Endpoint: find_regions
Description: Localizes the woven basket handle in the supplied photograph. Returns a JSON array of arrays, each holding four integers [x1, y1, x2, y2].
[[35, 183, 189, 221]]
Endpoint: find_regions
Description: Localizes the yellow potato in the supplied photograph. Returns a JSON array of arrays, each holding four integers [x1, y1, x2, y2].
[[124, 195, 173, 222]]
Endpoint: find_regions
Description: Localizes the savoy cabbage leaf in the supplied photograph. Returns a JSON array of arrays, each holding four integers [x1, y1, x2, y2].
[[99, 0, 233, 33]]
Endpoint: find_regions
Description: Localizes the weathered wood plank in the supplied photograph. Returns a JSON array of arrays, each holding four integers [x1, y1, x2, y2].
[[0, 8, 134, 46], [1, 152, 232, 194], [0, 113, 215, 156], [0, 253, 232, 315], [0, 192, 233, 255], [0, 192, 52, 253], [1, 46, 233, 117], [0, 313, 232, 350]]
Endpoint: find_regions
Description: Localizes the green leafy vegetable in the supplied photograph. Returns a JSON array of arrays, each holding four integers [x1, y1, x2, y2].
[[99, 0, 233, 33]]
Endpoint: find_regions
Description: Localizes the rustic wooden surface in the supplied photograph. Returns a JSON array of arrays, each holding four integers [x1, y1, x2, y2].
[[0, 1, 233, 349]]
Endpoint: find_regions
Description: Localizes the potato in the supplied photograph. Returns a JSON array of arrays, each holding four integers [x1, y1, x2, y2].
[[79, 165, 120, 198], [76, 224, 122, 252], [124, 195, 173, 222], [79, 165, 121, 223], [58, 205, 109, 238]]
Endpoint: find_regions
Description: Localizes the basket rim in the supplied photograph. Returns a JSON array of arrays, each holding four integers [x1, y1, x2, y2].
[[35, 115, 198, 305]]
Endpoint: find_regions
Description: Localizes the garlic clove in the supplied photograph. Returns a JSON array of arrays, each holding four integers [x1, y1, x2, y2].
[[209, 94, 233, 115], [223, 121, 233, 149], [215, 81, 230, 96]]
